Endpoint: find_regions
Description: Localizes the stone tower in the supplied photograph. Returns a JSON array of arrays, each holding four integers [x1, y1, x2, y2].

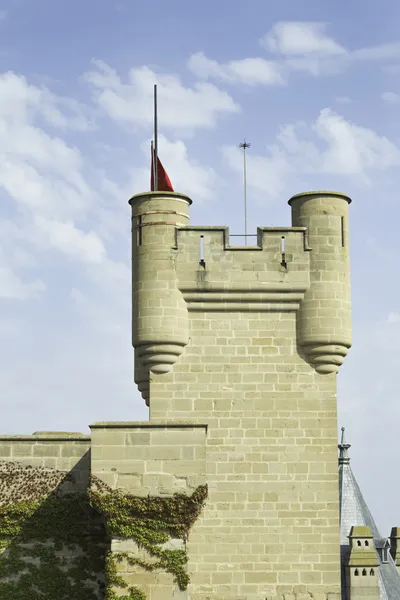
[[123, 189, 353, 599]]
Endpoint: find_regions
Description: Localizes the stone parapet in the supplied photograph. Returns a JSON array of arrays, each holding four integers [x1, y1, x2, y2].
[[90, 421, 207, 495]]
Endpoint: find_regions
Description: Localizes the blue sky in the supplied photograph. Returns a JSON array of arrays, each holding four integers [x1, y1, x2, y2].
[[1, 0, 400, 534]]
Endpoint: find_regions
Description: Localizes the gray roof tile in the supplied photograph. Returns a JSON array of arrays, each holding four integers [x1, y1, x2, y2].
[[339, 429, 400, 600]]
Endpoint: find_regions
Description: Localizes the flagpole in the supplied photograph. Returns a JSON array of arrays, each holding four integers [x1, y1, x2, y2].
[[154, 84, 158, 192], [239, 140, 251, 245], [151, 140, 155, 190]]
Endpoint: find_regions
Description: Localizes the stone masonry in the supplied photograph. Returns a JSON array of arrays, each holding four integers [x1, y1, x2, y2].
[[127, 189, 352, 599], [0, 190, 353, 599]]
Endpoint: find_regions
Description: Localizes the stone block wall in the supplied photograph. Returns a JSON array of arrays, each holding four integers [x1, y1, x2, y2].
[[90, 422, 207, 599], [149, 311, 341, 600], [90, 422, 207, 495], [125, 190, 353, 599], [0, 432, 107, 599], [0, 431, 91, 491]]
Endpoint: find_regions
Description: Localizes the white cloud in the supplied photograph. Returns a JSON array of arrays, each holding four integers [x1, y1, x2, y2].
[[0, 67, 147, 433], [0, 65, 219, 439], [0, 71, 110, 310], [336, 96, 351, 104], [0, 72, 94, 222], [382, 64, 400, 74], [0, 267, 45, 300], [190, 22, 400, 84], [352, 42, 400, 62], [314, 109, 400, 176], [261, 22, 347, 57], [258, 22, 400, 78], [0, 71, 94, 132], [84, 60, 240, 132], [222, 109, 400, 198], [388, 312, 400, 323], [34, 217, 106, 264], [381, 91, 400, 104], [187, 52, 285, 86]]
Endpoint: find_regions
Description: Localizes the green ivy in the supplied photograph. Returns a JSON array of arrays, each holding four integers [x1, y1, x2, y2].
[[89, 478, 208, 598], [103, 552, 146, 600], [0, 460, 208, 600], [0, 461, 108, 599]]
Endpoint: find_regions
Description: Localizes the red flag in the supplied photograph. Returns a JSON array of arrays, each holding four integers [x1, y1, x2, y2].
[[151, 147, 174, 192]]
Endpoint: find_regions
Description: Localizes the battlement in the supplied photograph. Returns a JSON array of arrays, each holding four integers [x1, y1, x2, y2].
[[174, 226, 311, 312], [129, 189, 352, 404], [173, 225, 311, 251]]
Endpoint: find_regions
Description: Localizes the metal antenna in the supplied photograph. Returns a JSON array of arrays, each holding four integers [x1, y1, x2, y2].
[[338, 426, 351, 465], [239, 140, 251, 245]]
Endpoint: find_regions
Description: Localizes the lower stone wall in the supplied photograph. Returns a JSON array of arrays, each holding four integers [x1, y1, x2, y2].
[[90, 422, 207, 600], [0, 428, 343, 599], [0, 432, 107, 599], [0, 431, 91, 485]]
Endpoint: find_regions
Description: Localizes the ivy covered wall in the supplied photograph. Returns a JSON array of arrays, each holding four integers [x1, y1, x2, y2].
[[0, 459, 108, 599], [0, 430, 208, 600]]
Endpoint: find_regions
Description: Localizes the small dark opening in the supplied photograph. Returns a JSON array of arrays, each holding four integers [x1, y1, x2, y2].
[[280, 236, 287, 269], [362, 569, 367, 576], [199, 235, 205, 267], [365, 540, 369, 546], [370, 569, 375, 576], [341, 216, 345, 247], [357, 540, 361, 546], [137, 216, 143, 246], [355, 569, 359, 576]]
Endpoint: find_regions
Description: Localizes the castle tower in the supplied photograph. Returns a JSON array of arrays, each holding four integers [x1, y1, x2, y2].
[[129, 191, 192, 405], [289, 191, 352, 373], [122, 189, 354, 599], [345, 526, 380, 600]]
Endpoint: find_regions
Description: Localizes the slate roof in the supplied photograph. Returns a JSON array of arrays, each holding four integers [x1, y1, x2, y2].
[[338, 428, 400, 599]]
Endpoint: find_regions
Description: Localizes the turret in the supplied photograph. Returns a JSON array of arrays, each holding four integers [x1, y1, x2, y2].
[[288, 191, 352, 374], [346, 526, 380, 600], [128, 191, 192, 405]]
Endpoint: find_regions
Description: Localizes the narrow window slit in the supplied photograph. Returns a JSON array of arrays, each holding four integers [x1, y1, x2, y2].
[[137, 216, 143, 246], [341, 216, 345, 247], [280, 236, 287, 269], [370, 569, 374, 576], [199, 235, 205, 267], [362, 569, 367, 576]]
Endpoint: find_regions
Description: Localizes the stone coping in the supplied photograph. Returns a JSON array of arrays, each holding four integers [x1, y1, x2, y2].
[[288, 190, 352, 204], [89, 421, 208, 429], [178, 225, 308, 232], [0, 432, 91, 441], [129, 191, 192, 206]]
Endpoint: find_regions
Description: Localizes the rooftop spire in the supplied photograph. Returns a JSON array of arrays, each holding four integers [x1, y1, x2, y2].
[[338, 426, 351, 465]]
